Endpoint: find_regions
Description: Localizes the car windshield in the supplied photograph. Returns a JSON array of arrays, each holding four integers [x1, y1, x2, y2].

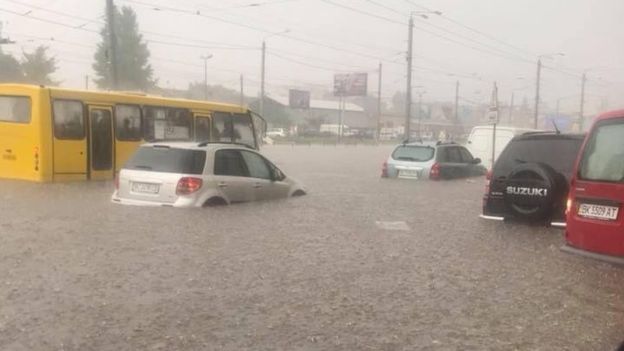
[[494, 137, 583, 178], [124, 147, 206, 174], [392, 145, 434, 162], [579, 119, 624, 182]]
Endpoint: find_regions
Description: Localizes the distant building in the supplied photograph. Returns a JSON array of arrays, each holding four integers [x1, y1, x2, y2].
[[264, 95, 370, 130]]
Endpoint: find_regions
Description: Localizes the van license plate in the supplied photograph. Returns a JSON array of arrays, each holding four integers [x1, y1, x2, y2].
[[578, 203, 619, 221], [132, 182, 159, 194]]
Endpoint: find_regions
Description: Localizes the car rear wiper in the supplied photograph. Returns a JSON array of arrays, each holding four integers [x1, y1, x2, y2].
[[514, 158, 527, 164], [133, 165, 152, 170], [397, 156, 418, 161]]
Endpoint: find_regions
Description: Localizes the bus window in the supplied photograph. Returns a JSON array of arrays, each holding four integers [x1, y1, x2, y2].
[[53, 100, 84, 139], [166, 108, 191, 139], [212, 111, 233, 142], [232, 113, 255, 147], [115, 105, 142, 141], [195, 116, 211, 141], [144, 106, 191, 141], [0, 96, 31, 123]]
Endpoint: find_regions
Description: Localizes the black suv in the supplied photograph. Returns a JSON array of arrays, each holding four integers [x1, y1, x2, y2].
[[481, 132, 585, 227]]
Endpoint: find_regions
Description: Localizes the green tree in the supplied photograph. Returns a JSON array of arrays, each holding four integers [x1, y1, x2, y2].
[[21, 46, 58, 85], [93, 5, 155, 90], [0, 48, 23, 82]]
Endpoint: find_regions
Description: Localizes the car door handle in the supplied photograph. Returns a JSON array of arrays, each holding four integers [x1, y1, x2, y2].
[[253, 182, 262, 188], [217, 182, 228, 188]]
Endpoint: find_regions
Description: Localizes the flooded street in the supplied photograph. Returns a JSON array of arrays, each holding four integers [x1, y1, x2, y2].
[[0, 145, 623, 350]]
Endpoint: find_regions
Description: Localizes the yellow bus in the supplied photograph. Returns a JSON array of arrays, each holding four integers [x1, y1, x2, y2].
[[0, 84, 265, 182]]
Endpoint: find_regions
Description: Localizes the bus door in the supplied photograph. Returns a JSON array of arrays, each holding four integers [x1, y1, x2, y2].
[[194, 114, 211, 142], [87, 105, 114, 180], [52, 99, 88, 181]]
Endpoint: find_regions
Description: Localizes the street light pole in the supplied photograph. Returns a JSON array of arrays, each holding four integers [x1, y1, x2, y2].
[[106, 0, 119, 90], [404, 10, 440, 140], [260, 40, 266, 117], [454, 80, 459, 123], [377, 62, 382, 142], [533, 58, 542, 129], [405, 16, 414, 140], [509, 92, 514, 123]]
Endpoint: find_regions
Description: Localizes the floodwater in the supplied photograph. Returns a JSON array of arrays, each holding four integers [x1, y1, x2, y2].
[[0, 145, 622, 350]]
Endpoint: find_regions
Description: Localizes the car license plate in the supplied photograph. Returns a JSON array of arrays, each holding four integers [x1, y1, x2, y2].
[[398, 169, 419, 179], [578, 203, 619, 221], [131, 182, 159, 194]]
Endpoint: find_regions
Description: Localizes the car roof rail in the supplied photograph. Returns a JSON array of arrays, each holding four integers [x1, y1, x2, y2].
[[436, 140, 457, 146], [197, 140, 255, 149]]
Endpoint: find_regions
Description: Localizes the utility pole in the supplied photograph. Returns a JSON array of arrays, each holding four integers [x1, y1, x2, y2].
[[533, 58, 542, 129], [106, 0, 119, 90], [579, 72, 587, 131], [509, 92, 514, 123], [454, 80, 459, 123], [240, 74, 244, 106], [405, 16, 414, 140], [260, 40, 266, 117], [85, 75, 89, 90], [200, 54, 212, 100], [417, 92, 423, 138], [377, 62, 382, 141]]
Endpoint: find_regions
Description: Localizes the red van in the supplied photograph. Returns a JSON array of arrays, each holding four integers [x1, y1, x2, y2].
[[565, 109, 624, 261]]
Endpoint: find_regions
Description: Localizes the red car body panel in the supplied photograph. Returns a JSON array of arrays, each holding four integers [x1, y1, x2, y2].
[[566, 110, 624, 257]]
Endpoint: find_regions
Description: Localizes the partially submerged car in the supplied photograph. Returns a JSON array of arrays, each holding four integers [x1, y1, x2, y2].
[[112, 142, 306, 207], [481, 132, 584, 227], [382, 141, 486, 180]]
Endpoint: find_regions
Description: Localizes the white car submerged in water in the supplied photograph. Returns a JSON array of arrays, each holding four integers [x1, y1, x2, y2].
[[112, 142, 306, 207]]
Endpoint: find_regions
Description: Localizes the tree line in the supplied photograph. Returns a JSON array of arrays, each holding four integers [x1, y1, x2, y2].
[[0, 5, 154, 90]]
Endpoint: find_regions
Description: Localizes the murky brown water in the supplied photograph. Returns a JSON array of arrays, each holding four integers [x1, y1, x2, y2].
[[0, 145, 623, 350]]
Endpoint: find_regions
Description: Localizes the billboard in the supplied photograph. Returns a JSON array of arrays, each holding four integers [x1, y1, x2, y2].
[[289, 89, 310, 109], [333, 73, 368, 96]]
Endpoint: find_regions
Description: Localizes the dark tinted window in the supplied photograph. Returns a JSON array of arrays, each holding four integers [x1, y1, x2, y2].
[[579, 119, 624, 182], [494, 137, 583, 178], [53, 100, 84, 139], [0, 96, 31, 123], [241, 151, 271, 179], [124, 147, 206, 174], [446, 147, 463, 163], [392, 145, 435, 161], [459, 148, 474, 163], [115, 105, 142, 141], [214, 149, 248, 177]]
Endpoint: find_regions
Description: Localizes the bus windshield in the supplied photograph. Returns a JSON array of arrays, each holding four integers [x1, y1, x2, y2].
[[579, 119, 624, 182]]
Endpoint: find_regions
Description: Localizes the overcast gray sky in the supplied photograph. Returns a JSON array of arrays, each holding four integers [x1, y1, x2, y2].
[[1, 0, 623, 114]]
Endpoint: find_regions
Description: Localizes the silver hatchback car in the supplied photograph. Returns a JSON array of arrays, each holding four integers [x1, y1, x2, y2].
[[112, 142, 306, 207], [382, 141, 486, 180]]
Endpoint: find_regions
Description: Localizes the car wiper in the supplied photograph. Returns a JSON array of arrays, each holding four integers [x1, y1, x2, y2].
[[514, 159, 527, 164], [133, 165, 152, 170]]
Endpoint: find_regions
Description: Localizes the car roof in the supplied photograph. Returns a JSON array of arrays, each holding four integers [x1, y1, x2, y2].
[[140, 141, 252, 151], [513, 132, 585, 141], [595, 109, 624, 121]]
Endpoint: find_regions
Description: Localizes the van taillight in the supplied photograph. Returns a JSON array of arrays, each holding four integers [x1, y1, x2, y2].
[[565, 197, 572, 215], [381, 161, 388, 178], [176, 177, 203, 195], [429, 162, 441, 180]]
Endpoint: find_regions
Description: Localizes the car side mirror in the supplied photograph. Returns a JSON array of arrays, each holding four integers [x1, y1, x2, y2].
[[271, 168, 285, 182], [471, 158, 482, 164]]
